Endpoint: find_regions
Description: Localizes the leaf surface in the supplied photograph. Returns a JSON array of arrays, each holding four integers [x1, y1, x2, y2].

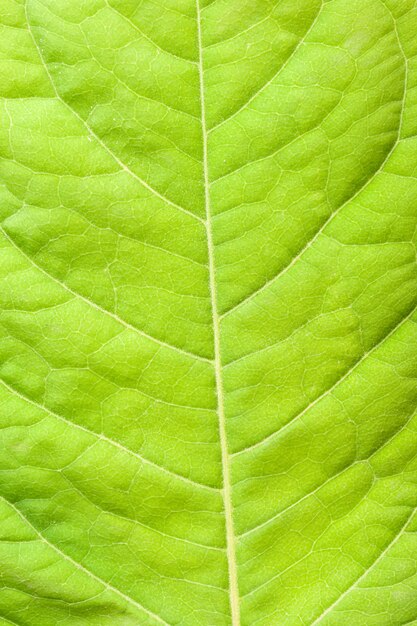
[[1, 0, 417, 624]]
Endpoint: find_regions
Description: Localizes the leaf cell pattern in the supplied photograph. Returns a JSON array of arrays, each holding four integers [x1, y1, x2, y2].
[[1, 0, 417, 625]]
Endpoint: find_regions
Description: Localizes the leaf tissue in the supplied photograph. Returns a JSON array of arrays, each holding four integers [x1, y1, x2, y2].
[[1, 0, 417, 624]]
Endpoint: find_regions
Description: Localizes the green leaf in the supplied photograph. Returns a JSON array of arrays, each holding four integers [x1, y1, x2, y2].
[[1, 0, 417, 624]]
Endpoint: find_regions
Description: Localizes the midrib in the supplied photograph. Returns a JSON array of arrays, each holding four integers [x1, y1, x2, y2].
[[195, 2, 241, 625]]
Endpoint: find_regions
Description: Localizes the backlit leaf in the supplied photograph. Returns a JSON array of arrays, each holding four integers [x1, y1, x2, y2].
[[1, 0, 417, 624]]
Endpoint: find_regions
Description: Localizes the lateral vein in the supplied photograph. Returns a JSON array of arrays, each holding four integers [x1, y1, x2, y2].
[[0, 496, 170, 625], [24, 2, 204, 225]]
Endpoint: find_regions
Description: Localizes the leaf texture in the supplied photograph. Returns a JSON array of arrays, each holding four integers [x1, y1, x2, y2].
[[1, 0, 417, 624]]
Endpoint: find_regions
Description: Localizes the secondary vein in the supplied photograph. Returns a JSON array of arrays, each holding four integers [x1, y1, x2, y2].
[[195, 3, 241, 624], [24, 2, 203, 225]]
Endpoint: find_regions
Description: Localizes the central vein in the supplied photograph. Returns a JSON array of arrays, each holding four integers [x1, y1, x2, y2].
[[195, 2, 241, 624]]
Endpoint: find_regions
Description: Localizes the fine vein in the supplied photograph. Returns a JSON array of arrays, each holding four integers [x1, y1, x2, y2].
[[1, 496, 169, 625], [25, 2, 203, 225], [196, 3, 241, 624]]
